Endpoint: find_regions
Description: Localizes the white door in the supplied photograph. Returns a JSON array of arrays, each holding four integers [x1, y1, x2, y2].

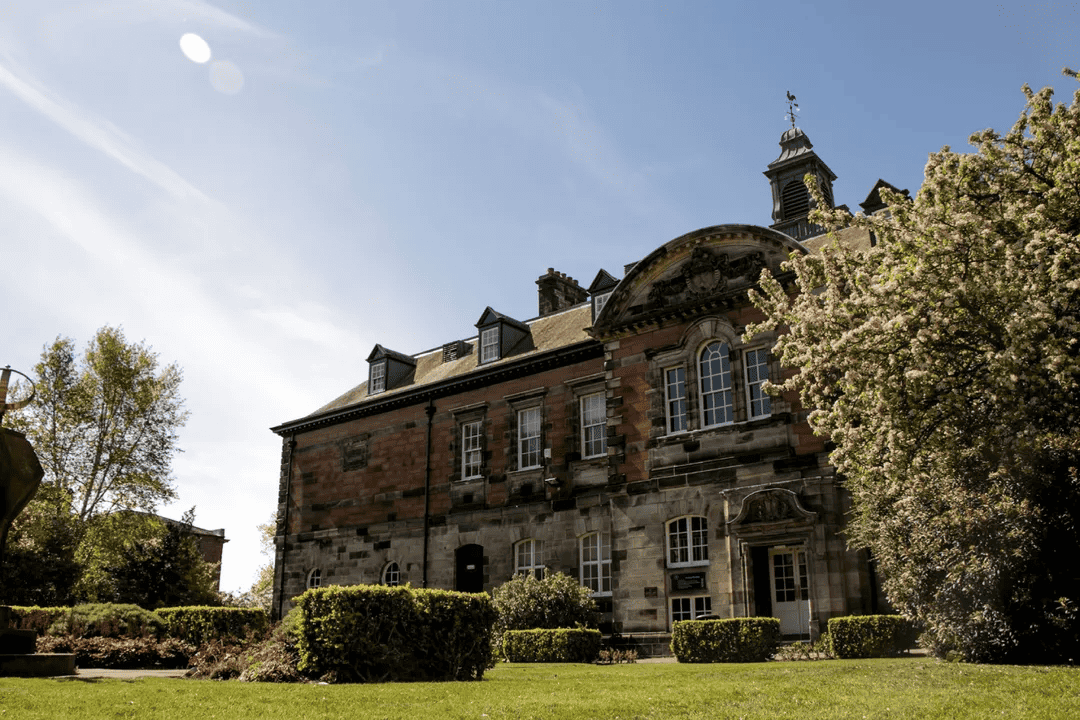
[[769, 547, 809, 635]]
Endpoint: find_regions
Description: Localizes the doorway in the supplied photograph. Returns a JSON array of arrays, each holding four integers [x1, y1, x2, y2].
[[455, 544, 485, 592], [768, 546, 809, 635]]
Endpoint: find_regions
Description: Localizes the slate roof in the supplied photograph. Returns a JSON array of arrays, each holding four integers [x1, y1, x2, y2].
[[307, 303, 596, 418]]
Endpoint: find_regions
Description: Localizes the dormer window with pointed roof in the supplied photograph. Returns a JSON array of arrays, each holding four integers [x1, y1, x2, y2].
[[587, 269, 620, 323], [475, 307, 531, 365], [366, 344, 417, 396]]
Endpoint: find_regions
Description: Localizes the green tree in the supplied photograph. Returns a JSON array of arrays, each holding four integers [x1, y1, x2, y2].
[[3, 326, 190, 604], [103, 508, 221, 608], [750, 71, 1080, 663]]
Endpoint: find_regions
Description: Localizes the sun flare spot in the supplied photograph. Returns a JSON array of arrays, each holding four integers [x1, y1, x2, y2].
[[180, 33, 211, 64]]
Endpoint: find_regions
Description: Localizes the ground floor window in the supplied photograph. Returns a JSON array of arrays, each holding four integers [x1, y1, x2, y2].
[[515, 538, 544, 580], [382, 562, 400, 586], [580, 532, 611, 596], [671, 596, 711, 623]]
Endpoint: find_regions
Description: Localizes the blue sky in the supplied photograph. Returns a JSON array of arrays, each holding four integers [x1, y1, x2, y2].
[[1, 0, 1076, 594]]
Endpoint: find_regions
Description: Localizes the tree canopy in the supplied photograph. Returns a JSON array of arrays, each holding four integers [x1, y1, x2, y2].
[[750, 71, 1080, 663], [3, 326, 196, 605]]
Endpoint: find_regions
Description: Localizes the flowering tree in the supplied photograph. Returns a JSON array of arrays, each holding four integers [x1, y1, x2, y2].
[[750, 71, 1080, 662]]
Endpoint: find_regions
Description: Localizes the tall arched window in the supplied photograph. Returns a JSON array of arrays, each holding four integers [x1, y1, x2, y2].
[[306, 568, 322, 589], [700, 342, 733, 427]]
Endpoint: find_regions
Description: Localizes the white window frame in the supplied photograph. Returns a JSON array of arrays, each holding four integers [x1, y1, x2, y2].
[[667, 516, 709, 568], [518, 407, 542, 470], [593, 292, 612, 317], [745, 348, 772, 421], [514, 538, 544, 580], [480, 326, 500, 364], [306, 568, 322, 589], [671, 596, 712, 623], [461, 420, 483, 479], [581, 393, 607, 458], [699, 342, 733, 428], [665, 366, 688, 434], [369, 361, 386, 395], [579, 532, 611, 596], [382, 562, 400, 587]]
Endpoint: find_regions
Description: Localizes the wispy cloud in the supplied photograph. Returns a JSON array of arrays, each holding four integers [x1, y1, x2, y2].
[[0, 57, 208, 201]]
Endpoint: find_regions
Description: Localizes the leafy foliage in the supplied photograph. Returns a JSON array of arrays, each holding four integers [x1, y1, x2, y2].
[[670, 617, 780, 663], [750, 72, 1080, 663], [491, 571, 598, 653], [295, 584, 497, 683], [501, 628, 602, 662], [36, 635, 194, 669], [44, 603, 164, 639], [155, 606, 269, 646], [827, 615, 918, 659]]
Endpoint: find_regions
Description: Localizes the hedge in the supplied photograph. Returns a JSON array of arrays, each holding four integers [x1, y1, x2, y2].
[[827, 615, 917, 658], [39, 604, 165, 639], [670, 617, 780, 663], [156, 606, 269, 645], [502, 628, 602, 663], [295, 584, 497, 683]]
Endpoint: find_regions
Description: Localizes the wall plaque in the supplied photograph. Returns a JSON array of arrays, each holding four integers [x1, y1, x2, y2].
[[672, 572, 707, 591]]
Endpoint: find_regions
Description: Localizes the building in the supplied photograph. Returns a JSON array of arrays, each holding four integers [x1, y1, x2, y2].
[[270, 127, 897, 652]]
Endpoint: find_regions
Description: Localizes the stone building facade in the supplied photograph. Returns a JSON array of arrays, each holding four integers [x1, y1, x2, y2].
[[270, 128, 894, 650]]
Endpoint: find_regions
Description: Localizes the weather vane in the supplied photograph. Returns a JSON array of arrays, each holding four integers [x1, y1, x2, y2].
[[786, 91, 799, 129]]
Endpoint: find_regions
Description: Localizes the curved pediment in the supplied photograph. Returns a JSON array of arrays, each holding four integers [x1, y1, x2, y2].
[[591, 224, 803, 335]]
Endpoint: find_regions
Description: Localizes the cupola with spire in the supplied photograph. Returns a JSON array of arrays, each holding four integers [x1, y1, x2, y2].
[[763, 124, 837, 242]]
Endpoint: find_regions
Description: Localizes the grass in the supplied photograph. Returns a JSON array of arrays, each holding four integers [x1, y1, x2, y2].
[[1, 658, 1077, 719]]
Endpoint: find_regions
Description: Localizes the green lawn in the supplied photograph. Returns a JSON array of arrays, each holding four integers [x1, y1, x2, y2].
[[1, 658, 1077, 719]]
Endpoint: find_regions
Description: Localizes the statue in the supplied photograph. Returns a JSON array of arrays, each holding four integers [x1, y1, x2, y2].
[[0, 366, 44, 594]]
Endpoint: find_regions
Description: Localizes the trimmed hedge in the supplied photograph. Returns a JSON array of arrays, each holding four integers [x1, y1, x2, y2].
[[44, 604, 165, 639], [9, 606, 71, 636], [156, 606, 269, 645], [670, 617, 780, 663], [502, 628, 602, 663], [827, 615, 917, 659], [295, 584, 497, 683]]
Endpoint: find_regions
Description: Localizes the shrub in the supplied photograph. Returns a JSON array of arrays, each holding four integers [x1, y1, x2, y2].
[[295, 584, 497, 683], [502, 628, 602, 663], [491, 572, 597, 653], [186, 610, 305, 683], [36, 636, 194, 668], [45, 603, 165, 639], [670, 617, 780, 663], [156, 606, 269, 645], [9, 606, 71, 636], [827, 615, 917, 659]]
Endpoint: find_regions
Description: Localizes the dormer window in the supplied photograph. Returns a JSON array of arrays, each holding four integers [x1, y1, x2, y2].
[[475, 307, 531, 366], [369, 361, 386, 394], [366, 344, 416, 396], [587, 269, 619, 323]]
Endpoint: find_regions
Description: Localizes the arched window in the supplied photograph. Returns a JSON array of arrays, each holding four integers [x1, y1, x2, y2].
[[700, 342, 733, 428], [579, 533, 611, 596], [382, 562, 401, 587], [514, 539, 544, 580], [667, 516, 708, 568], [306, 568, 322, 589]]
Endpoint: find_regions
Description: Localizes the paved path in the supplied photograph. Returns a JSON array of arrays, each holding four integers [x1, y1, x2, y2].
[[64, 668, 189, 680]]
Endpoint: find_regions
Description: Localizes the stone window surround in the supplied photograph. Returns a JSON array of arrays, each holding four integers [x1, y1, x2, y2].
[[564, 373, 607, 465], [505, 388, 547, 473], [306, 567, 322, 589], [649, 317, 779, 438], [579, 531, 612, 597], [451, 402, 489, 483]]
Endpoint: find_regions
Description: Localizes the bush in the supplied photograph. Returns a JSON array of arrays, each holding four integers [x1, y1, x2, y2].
[[502, 628, 602, 663], [670, 617, 780, 663], [9, 606, 71, 636], [827, 615, 917, 659], [157, 606, 269, 646], [36, 636, 194, 668], [45, 603, 165, 639], [491, 572, 597, 653], [295, 584, 497, 683], [187, 610, 305, 683]]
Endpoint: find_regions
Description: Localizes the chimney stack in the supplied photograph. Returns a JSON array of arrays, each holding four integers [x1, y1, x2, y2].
[[536, 268, 588, 317]]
